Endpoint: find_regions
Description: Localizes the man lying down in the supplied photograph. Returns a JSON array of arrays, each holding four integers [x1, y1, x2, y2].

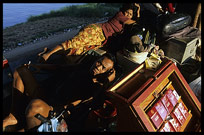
[[3, 53, 116, 132]]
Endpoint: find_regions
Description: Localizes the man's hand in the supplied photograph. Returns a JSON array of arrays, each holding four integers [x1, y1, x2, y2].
[[24, 62, 41, 73], [107, 68, 116, 82], [134, 3, 140, 8], [94, 68, 116, 85], [71, 100, 82, 107]]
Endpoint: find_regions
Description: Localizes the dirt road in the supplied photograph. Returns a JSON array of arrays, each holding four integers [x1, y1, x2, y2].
[[3, 29, 79, 62]]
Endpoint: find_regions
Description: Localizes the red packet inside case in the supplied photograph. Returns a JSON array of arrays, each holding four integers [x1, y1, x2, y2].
[[147, 105, 163, 129], [147, 100, 168, 129], [173, 107, 186, 125], [161, 94, 174, 113], [169, 113, 181, 132], [160, 121, 175, 132], [154, 100, 168, 120], [165, 89, 178, 107], [177, 102, 189, 119]]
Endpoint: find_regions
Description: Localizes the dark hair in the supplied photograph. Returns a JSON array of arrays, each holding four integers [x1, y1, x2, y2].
[[101, 53, 116, 67], [120, 3, 135, 13], [120, 3, 139, 20]]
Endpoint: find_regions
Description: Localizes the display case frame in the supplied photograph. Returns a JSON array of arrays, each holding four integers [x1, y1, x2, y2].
[[107, 58, 201, 132]]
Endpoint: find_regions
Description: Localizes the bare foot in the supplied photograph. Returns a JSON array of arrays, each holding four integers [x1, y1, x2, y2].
[[38, 47, 48, 57], [38, 47, 49, 63], [3, 113, 18, 129], [42, 53, 49, 61], [17, 128, 25, 132]]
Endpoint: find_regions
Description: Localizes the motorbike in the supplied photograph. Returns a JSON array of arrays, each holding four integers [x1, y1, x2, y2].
[[34, 97, 93, 132]]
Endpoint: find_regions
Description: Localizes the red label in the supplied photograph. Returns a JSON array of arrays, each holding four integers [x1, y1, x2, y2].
[[161, 94, 174, 113], [165, 89, 178, 107], [172, 89, 180, 100], [147, 106, 163, 129], [154, 100, 168, 120], [169, 113, 181, 132], [150, 111, 163, 129], [160, 121, 175, 132], [147, 100, 168, 129], [147, 106, 157, 118], [173, 107, 186, 125], [177, 102, 189, 119]]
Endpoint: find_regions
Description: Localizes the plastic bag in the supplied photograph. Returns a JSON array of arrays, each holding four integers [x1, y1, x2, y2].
[[37, 118, 68, 132], [124, 49, 148, 64], [145, 53, 162, 71]]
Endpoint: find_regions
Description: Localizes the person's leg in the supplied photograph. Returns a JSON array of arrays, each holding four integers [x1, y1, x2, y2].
[[3, 113, 17, 131], [25, 99, 53, 130], [13, 65, 43, 98], [61, 24, 106, 55], [8, 65, 45, 131], [41, 23, 105, 62]]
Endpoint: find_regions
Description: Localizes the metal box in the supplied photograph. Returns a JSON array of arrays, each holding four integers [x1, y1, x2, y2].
[[161, 38, 200, 64]]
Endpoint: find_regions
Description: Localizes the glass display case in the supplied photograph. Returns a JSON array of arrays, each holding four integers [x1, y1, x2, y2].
[[106, 57, 201, 132]]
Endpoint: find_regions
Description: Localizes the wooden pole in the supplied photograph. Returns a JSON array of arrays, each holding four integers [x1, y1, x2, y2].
[[198, 14, 201, 31], [193, 3, 201, 28]]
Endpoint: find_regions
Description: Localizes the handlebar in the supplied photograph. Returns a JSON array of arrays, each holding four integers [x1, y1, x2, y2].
[[35, 97, 93, 123]]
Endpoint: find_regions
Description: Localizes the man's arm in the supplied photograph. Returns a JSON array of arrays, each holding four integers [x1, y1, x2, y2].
[[28, 63, 81, 72], [124, 19, 136, 25]]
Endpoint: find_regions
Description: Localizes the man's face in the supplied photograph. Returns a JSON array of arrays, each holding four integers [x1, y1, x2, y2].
[[90, 56, 114, 76]]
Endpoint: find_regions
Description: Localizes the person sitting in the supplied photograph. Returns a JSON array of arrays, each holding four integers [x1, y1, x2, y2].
[[120, 23, 164, 64], [124, 35, 164, 56], [39, 3, 140, 62], [3, 53, 116, 132]]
